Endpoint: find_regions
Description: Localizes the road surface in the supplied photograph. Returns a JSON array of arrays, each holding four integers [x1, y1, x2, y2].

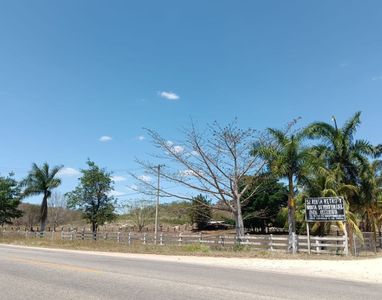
[[0, 244, 381, 299]]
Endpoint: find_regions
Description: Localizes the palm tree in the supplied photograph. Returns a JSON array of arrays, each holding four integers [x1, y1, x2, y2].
[[21, 163, 63, 234], [253, 127, 311, 253], [302, 164, 362, 247], [304, 112, 374, 188], [304, 112, 377, 252], [358, 160, 382, 244]]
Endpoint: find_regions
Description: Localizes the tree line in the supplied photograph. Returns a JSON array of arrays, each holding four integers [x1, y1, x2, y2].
[[0, 160, 117, 237], [133, 112, 381, 252], [1, 112, 381, 252]]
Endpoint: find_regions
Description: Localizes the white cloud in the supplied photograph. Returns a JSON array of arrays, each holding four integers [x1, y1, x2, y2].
[[111, 175, 127, 182], [107, 190, 125, 197], [159, 91, 180, 100], [372, 75, 382, 81], [173, 145, 184, 154], [128, 184, 138, 191], [137, 135, 145, 141], [99, 135, 112, 142], [138, 175, 152, 183], [165, 141, 184, 154], [180, 169, 197, 177], [190, 150, 200, 156], [58, 167, 81, 177]]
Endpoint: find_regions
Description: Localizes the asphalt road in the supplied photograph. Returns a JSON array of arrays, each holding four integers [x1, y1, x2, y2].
[[0, 244, 381, 300]]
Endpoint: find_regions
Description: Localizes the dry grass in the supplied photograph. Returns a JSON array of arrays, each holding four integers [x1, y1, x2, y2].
[[2, 235, 379, 260]]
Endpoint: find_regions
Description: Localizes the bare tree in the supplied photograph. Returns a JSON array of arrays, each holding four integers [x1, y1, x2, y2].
[[48, 192, 67, 231], [124, 199, 155, 232], [15, 203, 40, 230], [132, 121, 267, 238]]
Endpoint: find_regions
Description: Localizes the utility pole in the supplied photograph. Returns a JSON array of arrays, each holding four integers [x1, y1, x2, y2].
[[154, 164, 164, 245]]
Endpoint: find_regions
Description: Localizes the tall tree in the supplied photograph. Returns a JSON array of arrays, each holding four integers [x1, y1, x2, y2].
[[304, 112, 374, 188], [189, 194, 212, 230], [0, 174, 23, 226], [241, 176, 288, 233], [253, 126, 311, 252], [133, 121, 267, 238], [305, 113, 382, 252], [301, 164, 361, 242], [48, 192, 68, 231], [358, 159, 382, 241], [21, 163, 62, 233], [66, 160, 116, 237]]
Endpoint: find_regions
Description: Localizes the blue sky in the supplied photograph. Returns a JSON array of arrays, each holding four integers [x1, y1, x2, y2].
[[1, 1, 381, 204]]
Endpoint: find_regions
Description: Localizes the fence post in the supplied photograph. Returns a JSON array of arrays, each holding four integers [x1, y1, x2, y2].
[[269, 234, 273, 251], [199, 232, 202, 244], [117, 232, 120, 243], [341, 225, 348, 256], [352, 233, 357, 256], [178, 233, 183, 246], [306, 223, 311, 255], [315, 239, 320, 254], [70, 231, 74, 241], [219, 235, 225, 247], [159, 233, 163, 245], [128, 232, 131, 245], [143, 233, 146, 245], [373, 233, 377, 254], [246, 233, 250, 245]]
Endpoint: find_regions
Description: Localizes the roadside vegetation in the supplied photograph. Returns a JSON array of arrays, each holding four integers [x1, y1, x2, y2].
[[1, 235, 374, 260], [1, 112, 381, 254]]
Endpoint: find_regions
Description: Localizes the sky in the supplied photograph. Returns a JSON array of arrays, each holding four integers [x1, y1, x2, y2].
[[0, 0, 381, 204]]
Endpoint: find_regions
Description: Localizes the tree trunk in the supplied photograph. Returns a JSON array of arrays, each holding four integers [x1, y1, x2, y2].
[[92, 222, 98, 240], [40, 193, 49, 236], [288, 176, 296, 253], [234, 197, 245, 240], [346, 222, 354, 255]]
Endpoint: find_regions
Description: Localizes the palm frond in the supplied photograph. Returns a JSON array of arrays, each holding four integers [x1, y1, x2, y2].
[[352, 138, 372, 151], [342, 111, 361, 140], [267, 128, 288, 145], [304, 122, 337, 141]]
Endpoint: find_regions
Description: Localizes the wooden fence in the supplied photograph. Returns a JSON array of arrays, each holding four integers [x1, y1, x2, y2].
[[5, 228, 380, 255], [59, 231, 349, 254]]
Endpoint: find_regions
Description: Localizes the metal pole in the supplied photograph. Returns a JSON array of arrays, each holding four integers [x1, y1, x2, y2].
[[154, 165, 162, 245]]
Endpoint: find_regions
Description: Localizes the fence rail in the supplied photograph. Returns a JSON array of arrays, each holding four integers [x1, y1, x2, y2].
[[2, 228, 380, 256]]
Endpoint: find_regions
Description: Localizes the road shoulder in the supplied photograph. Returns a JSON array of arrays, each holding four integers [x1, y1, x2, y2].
[[1, 244, 381, 284]]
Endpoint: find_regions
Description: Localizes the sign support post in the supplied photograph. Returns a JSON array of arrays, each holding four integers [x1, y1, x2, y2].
[[306, 222, 311, 254], [343, 222, 349, 256]]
